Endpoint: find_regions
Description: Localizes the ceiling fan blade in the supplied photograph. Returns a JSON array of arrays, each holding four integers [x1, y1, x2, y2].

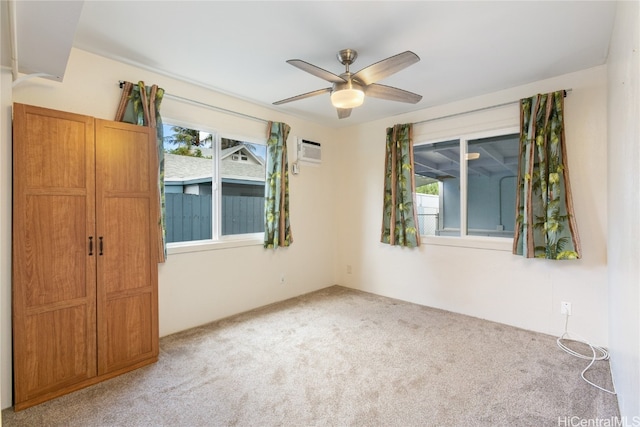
[[287, 59, 347, 84], [273, 87, 332, 105], [365, 83, 423, 104], [353, 51, 420, 85], [337, 108, 352, 119]]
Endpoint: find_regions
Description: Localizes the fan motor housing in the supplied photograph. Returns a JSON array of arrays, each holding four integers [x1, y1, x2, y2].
[[332, 76, 364, 94], [337, 49, 358, 66]]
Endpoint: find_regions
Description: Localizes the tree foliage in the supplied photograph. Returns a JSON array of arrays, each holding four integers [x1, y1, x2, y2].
[[222, 137, 256, 152], [415, 182, 439, 195], [165, 126, 211, 147], [164, 126, 212, 158], [167, 146, 203, 157]]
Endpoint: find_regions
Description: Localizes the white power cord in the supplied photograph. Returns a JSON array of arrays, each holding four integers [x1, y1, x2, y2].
[[556, 313, 616, 395]]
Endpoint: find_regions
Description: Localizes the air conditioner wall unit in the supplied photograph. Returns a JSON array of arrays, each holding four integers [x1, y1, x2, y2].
[[298, 138, 321, 164]]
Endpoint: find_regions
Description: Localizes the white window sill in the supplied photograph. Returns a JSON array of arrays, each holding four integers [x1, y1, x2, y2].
[[167, 233, 263, 255], [421, 235, 513, 252]]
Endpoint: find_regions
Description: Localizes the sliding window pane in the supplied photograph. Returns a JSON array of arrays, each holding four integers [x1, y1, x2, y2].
[[220, 139, 266, 236], [466, 134, 518, 237], [414, 140, 460, 237], [163, 125, 214, 243]]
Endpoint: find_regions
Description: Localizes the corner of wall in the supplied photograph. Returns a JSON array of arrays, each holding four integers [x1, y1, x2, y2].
[[1, 65, 14, 410], [606, 0, 640, 419]]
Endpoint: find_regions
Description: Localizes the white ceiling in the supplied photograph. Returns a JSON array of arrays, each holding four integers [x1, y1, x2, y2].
[[17, 1, 617, 128]]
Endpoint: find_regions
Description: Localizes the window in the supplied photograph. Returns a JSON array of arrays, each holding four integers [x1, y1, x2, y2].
[[163, 124, 266, 244], [413, 129, 519, 240], [231, 153, 249, 162]]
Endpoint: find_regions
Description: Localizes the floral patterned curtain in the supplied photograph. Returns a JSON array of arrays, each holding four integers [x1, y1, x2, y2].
[[115, 81, 167, 262], [380, 123, 421, 247], [513, 91, 581, 259], [264, 121, 293, 248]]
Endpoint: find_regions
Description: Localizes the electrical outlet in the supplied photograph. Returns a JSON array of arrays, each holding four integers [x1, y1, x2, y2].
[[347, 265, 352, 274], [280, 274, 285, 284], [560, 301, 572, 315]]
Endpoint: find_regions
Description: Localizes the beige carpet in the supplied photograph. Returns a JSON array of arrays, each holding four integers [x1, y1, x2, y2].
[[2, 285, 619, 426]]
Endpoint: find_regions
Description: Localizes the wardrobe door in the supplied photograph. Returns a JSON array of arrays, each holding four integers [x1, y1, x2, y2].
[[94, 119, 159, 375], [12, 104, 97, 410]]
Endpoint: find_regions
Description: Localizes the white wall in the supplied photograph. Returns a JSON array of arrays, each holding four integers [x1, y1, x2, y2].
[[0, 50, 11, 427], [607, 0, 640, 420], [3, 48, 340, 408], [1, 1, 13, 418], [336, 66, 609, 346]]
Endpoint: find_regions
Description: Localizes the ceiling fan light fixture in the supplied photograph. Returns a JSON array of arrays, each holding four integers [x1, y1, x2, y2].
[[331, 87, 365, 109], [273, 49, 421, 119]]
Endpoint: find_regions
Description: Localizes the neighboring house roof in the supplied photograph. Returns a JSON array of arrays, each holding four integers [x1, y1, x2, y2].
[[220, 145, 264, 165], [164, 153, 212, 185], [220, 145, 265, 182], [165, 144, 265, 185]]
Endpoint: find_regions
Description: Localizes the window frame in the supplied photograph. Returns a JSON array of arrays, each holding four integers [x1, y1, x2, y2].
[[414, 126, 519, 252], [163, 120, 267, 253]]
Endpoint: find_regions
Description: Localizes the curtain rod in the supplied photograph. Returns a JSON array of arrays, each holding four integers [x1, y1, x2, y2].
[[119, 81, 571, 127], [118, 81, 269, 125], [414, 89, 572, 126]]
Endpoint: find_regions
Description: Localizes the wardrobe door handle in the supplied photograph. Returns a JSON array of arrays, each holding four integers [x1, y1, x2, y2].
[[88, 236, 93, 256], [99, 237, 104, 256]]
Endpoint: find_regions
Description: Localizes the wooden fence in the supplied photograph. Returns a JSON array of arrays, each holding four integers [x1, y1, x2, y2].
[[165, 193, 264, 243], [221, 195, 264, 236]]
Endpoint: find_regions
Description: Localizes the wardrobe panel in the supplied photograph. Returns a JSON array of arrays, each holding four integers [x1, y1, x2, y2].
[[23, 195, 89, 306], [96, 123, 152, 193], [95, 119, 159, 376], [104, 292, 154, 371], [21, 301, 96, 400], [100, 198, 152, 293], [21, 110, 90, 190], [12, 104, 98, 409]]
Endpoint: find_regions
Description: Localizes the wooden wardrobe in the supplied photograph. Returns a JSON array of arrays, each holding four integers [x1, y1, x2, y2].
[[12, 103, 159, 410]]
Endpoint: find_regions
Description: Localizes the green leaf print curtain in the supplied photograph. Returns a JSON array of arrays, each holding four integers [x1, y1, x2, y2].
[[264, 121, 293, 248], [380, 123, 421, 247], [513, 91, 581, 260], [115, 81, 167, 262]]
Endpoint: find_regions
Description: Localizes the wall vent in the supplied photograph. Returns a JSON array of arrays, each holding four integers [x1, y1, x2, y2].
[[298, 138, 321, 164]]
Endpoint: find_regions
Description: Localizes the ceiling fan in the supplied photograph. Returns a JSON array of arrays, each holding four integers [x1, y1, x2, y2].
[[273, 49, 423, 119]]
